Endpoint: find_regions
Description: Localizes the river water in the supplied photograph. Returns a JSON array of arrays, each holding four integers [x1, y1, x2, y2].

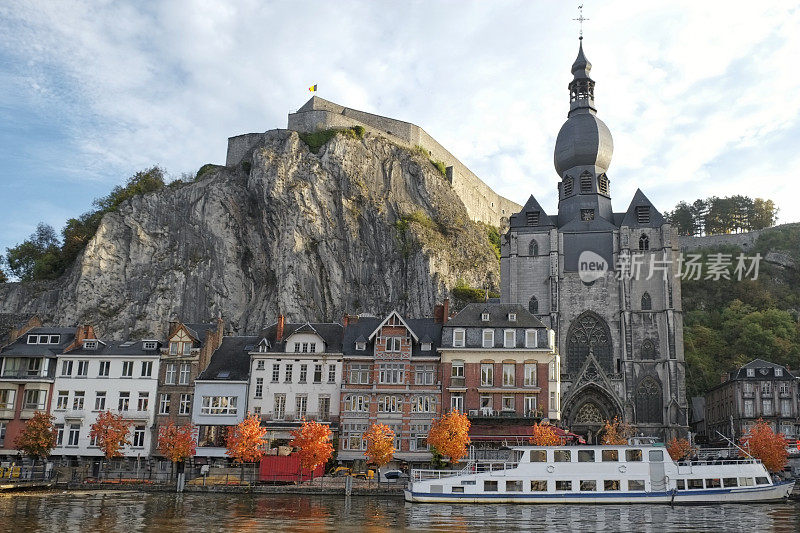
[[1, 491, 798, 532]]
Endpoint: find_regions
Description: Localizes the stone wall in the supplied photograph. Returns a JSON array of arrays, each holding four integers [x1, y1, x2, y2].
[[227, 97, 522, 228], [679, 230, 763, 252]]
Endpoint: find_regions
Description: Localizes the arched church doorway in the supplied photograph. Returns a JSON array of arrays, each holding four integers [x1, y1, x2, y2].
[[562, 385, 621, 443]]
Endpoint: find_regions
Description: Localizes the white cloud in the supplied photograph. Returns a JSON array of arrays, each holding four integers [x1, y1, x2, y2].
[[0, 0, 799, 255]]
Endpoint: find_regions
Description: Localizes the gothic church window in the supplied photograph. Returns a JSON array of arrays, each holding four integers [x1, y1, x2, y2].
[[564, 176, 574, 196], [641, 339, 655, 360], [529, 239, 538, 256], [566, 312, 612, 374], [575, 402, 603, 424], [641, 292, 652, 311], [638, 234, 649, 251], [635, 376, 663, 424], [529, 296, 539, 315], [580, 172, 592, 193], [526, 211, 540, 226]]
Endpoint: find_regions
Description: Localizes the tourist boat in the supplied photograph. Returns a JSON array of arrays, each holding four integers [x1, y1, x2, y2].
[[405, 439, 794, 504]]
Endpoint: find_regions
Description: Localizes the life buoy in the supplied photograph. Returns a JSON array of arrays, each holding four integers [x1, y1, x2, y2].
[[619, 465, 627, 473], [547, 465, 555, 473]]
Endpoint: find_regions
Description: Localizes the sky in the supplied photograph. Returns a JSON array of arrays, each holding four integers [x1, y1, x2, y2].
[[1, 1, 799, 255]]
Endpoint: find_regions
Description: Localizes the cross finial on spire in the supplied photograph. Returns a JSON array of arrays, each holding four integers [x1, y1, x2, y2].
[[573, 4, 589, 40]]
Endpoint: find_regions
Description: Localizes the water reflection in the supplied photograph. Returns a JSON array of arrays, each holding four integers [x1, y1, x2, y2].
[[0, 492, 798, 532]]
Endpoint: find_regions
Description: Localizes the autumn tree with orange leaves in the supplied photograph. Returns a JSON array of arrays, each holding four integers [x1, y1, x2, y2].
[[600, 416, 634, 445], [14, 411, 56, 460], [226, 414, 268, 464], [666, 437, 694, 461], [740, 419, 788, 472], [427, 410, 471, 464], [530, 422, 561, 446], [90, 410, 132, 459], [290, 419, 334, 471], [157, 422, 197, 464], [363, 423, 395, 467]]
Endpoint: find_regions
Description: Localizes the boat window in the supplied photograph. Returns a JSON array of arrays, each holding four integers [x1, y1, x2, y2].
[[722, 478, 738, 488], [554, 450, 572, 462], [705, 478, 721, 488], [628, 480, 645, 491], [531, 480, 548, 492], [578, 450, 595, 462], [688, 479, 704, 489], [675, 479, 685, 490], [580, 480, 597, 491], [484, 480, 498, 491], [461, 480, 476, 485], [625, 449, 642, 462], [756, 477, 770, 485], [648, 450, 664, 462], [505, 480, 523, 492], [601, 450, 619, 462], [451, 486, 464, 493], [739, 477, 754, 486], [555, 480, 572, 491], [604, 480, 621, 491], [530, 450, 547, 462], [431, 485, 443, 493]]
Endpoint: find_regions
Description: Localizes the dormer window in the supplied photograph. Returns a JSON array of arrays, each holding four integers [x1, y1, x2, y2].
[[258, 344, 268, 353], [356, 341, 366, 351], [83, 340, 98, 350], [775, 368, 783, 377], [27, 334, 60, 344], [508, 313, 517, 322], [421, 342, 432, 352], [143, 341, 158, 351], [481, 312, 490, 322], [526, 211, 540, 226], [636, 206, 650, 224], [746, 368, 755, 377]]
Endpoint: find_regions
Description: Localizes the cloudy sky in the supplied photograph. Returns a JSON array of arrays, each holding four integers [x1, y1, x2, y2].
[[1, 1, 798, 254]]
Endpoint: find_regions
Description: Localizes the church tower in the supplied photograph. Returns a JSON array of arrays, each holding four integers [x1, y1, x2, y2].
[[500, 39, 688, 441]]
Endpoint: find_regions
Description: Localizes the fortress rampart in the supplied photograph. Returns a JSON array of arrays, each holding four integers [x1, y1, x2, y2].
[[226, 96, 521, 228]]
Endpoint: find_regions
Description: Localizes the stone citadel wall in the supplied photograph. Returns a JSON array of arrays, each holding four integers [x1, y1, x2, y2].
[[226, 97, 521, 228]]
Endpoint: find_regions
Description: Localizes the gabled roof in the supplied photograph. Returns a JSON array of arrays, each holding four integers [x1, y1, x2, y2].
[[286, 323, 320, 336], [180, 322, 217, 343], [445, 303, 547, 329], [258, 321, 344, 353], [509, 195, 556, 229], [620, 189, 665, 228], [342, 315, 442, 357], [198, 336, 257, 381], [0, 327, 77, 357], [368, 311, 418, 342], [733, 358, 795, 380]]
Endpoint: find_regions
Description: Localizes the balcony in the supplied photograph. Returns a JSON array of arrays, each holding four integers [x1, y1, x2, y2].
[[0, 370, 50, 380], [63, 409, 86, 420], [119, 410, 150, 420], [449, 377, 465, 388], [467, 409, 543, 422]]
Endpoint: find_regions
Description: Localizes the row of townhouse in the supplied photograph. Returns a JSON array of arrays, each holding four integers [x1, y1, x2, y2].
[[0, 302, 560, 467]]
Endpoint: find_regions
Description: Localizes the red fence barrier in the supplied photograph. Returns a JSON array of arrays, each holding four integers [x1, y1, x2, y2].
[[259, 455, 324, 482]]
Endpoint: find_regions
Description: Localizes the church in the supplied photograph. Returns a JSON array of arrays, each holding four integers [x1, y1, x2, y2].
[[500, 39, 688, 441]]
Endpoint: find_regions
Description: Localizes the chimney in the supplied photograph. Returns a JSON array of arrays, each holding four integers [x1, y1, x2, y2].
[[168, 321, 180, 338], [66, 324, 97, 352], [443, 298, 450, 324], [343, 314, 350, 328], [433, 304, 444, 324], [199, 318, 225, 372], [8, 315, 42, 344], [276, 315, 285, 342]]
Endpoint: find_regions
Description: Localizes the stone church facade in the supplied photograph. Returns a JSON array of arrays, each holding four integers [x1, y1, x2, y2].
[[500, 40, 688, 441]]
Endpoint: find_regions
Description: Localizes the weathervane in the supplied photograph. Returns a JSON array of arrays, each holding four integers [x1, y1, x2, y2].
[[573, 4, 589, 40]]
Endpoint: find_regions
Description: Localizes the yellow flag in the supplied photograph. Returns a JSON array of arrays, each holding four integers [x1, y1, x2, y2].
[[308, 84, 317, 92]]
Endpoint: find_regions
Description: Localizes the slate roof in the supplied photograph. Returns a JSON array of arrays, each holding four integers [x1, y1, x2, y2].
[[258, 322, 344, 353], [732, 358, 796, 380], [183, 322, 217, 342], [620, 189, 665, 228], [341, 316, 442, 357], [197, 336, 257, 381], [445, 303, 546, 329], [508, 195, 556, 229], [0, 327, 76, 357], [67, 339, 162, 356]]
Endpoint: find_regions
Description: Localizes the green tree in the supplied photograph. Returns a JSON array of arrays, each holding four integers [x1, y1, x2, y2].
[[750, 198, 778, 230], [93, 166, 165, 212], [5, 223, 62, 281], [666, 201, 697, 236]]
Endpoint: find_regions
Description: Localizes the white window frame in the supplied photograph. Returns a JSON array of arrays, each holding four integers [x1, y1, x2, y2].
[[503, 329, 516, 348], [525, 329, 538, 348], [158, 393, 170, 414], [524, 363, 537, 387], [141, 361, 153, 377], [482, 329, 494, 348], [503, 363, 515, 387], [480, 363, 494, 387], [165, 363, 177, 384], [178, 363, 191, 385], [98, 361, 110, 377], [201, 396, 238, 415], [121, 361, 134, 378], [451, 393, 464, 412], [451, 360, 464, 378], [179, 394, 191, 415], [453, 329, 465, 348]]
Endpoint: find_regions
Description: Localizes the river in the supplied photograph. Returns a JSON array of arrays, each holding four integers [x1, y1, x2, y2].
[[1, 491, 798, 532]]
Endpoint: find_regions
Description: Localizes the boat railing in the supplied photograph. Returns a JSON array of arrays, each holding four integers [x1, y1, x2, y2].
[[411, 460, 517, 481]]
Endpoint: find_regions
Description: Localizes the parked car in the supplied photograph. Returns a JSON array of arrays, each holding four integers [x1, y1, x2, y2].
[[383, 470, 408, 481]]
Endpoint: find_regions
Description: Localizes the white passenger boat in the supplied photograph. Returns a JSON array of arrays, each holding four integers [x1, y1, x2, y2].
[[405, 441, 794, 504]]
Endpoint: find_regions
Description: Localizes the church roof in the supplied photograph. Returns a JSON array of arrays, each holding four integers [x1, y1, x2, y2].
[[571, 41, 592, 79], [620, 189, 665, 228], [509, 195, 556, 229]]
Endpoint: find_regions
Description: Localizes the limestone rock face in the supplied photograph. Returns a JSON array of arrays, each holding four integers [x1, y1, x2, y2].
[[0, 130, 499, 338]]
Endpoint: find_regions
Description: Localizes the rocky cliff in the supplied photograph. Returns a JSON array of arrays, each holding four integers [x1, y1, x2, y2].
[[0, 130, 500, 338]]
